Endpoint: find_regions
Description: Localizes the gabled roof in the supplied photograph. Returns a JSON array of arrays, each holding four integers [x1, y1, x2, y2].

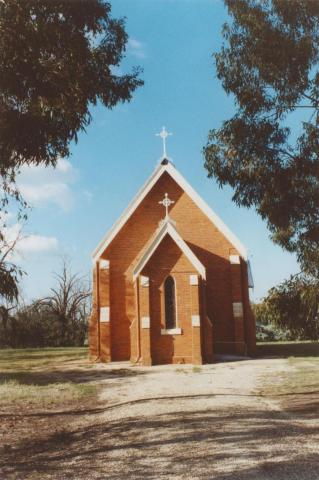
[[132, 220, 206, 281], [92, 160, 248, 261]]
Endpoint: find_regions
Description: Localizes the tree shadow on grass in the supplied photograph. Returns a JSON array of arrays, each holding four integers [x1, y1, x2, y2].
[[0, 367, 147, 387], [256, 342, 319, 358], [1, 407, 318, 479], [0, 389, 318, 419], [0, 352, 86, 362]]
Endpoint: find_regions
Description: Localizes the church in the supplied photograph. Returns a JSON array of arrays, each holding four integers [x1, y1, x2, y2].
[[89, 128, 255, 365]]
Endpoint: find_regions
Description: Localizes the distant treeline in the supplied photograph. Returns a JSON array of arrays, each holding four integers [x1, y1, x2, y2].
[[0, 303, 88, 348], [0, 261, 91, 348]]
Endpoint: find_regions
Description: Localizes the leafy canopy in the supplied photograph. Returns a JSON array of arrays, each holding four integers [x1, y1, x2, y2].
[[204, 0, 319, 274], [0, 0, 142, 180], [263, 274, 319, 340], [0, 0, 143, 302]]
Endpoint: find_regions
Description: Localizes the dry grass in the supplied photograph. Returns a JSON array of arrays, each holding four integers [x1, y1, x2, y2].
[[0, 379, 96, 407], [260, 356, 319, 396], [279, 357, 319, 417], [0, 347, 96, 409], [192, 366, 202, 373], [286, 356, 319, 390], [0, 347, 88, 371]]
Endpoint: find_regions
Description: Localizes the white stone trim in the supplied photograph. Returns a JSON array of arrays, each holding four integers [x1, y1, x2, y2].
[[189, 274, 198, 285], [140, 275, 149, 287], [192, 315, 201, 327], [132, 221, 206, 280], [100, 259, 110, 270], [229, 255, 240, 265], [92, 161, 247, 261], [141, 316, 150, 329], [100, 307, 110, 323], [161, 328, 182, 335], [233, 302, 243, 318]]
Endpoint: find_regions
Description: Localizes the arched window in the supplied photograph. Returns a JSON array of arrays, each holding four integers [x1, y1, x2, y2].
[[164, 276, 176, 329]]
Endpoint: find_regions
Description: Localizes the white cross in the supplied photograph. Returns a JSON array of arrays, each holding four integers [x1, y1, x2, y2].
[[155, 126, 172, 158], [159, 193, 174, 220]]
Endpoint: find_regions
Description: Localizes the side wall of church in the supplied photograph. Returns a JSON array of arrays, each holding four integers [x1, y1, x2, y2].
[[89, 265, 99, 358], [93, 171, 254, 361]]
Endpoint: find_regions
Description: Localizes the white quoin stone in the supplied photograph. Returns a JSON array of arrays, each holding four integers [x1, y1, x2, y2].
[[100, 307, 110, 323], [233, 302, 244, 318], [229, 255, 240, 265], [192, 315, 200, 327], [141, 316, 150, 329], [100, 259, 110, 270], [161, 328, 182, 335], [140, 276, 150, 287], [189, 274, 198, 285]]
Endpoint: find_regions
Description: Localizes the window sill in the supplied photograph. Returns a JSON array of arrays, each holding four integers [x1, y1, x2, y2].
[[161, 328, 182, 335]]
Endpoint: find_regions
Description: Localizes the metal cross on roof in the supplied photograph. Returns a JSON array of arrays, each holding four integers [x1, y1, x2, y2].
[[159, 192, 175, 221], [155, 126, 172, 158]]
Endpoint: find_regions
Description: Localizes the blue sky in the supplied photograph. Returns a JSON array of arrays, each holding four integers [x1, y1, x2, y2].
[[12, 0, 299, 302]]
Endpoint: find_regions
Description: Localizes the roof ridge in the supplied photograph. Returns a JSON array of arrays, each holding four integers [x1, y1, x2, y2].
[[92, 161, 247, 261]]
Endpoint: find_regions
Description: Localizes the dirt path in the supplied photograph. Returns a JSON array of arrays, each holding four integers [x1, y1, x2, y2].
[[1, 358, 319, 479]]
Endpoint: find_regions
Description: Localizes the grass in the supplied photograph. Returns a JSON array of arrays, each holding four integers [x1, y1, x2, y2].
[[256, 340, 319, 358], [192, 366, 202, 373], [261, 356, 319, 397], [284, 356, 319, 393], [0, 380, 96, 407], [0, 347, 88, 371], [174, 366, 202, 373], [0, 347, 96, 409]]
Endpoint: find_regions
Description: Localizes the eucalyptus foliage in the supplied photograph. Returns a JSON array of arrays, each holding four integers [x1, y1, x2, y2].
[[257, 275, 319, 340], [0, 0, 142, 180], [265, 275, 319, 339], [204, 0, 319, 274], [0, 0, 143, 301]]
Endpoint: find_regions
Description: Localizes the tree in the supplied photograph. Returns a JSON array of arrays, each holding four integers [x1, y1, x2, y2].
[[0, 224, 24, 302], [263, 274, 319, 339], [0, 0, 143, 298], [0, 299, 18, 347], [252, 301, 294, 341], [39, 259, 91, 346], [0, 260, 91, 348], [0, 0, 142, 181], [203, 0, 319, 275]]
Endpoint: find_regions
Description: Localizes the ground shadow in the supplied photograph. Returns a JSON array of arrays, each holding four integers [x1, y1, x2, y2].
[[256, 342, 319, 358], [0, 367, 147, 387], [1, 406, 318, 479]]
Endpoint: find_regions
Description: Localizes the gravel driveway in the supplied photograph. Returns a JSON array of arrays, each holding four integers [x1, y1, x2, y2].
[[2, 357, 319, 479], [92, 358, 318, 480]]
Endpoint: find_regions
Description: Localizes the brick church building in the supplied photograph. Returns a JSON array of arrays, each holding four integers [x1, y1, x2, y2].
[[89, 131, 255, 365]]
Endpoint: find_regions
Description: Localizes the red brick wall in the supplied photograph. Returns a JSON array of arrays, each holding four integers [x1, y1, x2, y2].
[[142, 235, 198, 364], [90, 171, 255, 361], [89, 265, 99, 358]]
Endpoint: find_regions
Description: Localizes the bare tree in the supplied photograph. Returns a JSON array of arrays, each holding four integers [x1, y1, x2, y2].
[[39, 259, 91, 345]]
